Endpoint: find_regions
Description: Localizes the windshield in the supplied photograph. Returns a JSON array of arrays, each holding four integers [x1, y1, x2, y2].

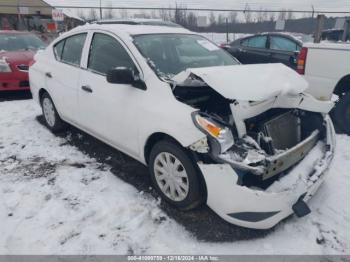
[[0, 33, 46, 52], [133, 34, 239, 79]]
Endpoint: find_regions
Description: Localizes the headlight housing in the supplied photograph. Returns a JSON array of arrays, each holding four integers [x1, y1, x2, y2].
[[193, 113, 234, 154], [0, 58, 12, 72]]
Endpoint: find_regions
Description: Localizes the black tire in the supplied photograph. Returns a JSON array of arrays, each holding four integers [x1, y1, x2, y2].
[[331, 92, 350, 135], [148, 140, 204, 210], [41, 92, 66, 133]]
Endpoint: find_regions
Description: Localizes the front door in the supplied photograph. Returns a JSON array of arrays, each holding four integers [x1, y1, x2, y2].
[[78, 32, 144, 157], [239, 35, 270, 64]]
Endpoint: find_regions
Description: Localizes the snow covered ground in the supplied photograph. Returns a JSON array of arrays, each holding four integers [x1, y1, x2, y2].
[[0, 99, 350, 255]]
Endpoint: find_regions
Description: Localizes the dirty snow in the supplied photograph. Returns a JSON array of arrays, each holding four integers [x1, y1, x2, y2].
[[0, 100, 350, 255]]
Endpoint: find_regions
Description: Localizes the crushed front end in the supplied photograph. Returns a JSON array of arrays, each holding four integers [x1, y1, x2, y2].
[[172, 67, 336, 229], [194, 111, 334, 229]]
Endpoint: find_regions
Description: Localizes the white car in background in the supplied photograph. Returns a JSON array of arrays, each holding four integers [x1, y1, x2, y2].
[[297, 43, 350, 135], [29, 22, 335, 229]]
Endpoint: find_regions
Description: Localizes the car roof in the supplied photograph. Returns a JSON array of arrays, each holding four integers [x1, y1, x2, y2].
[[235, 32, 304, 44], [68, 23, 192, 37], [94, 19, 182, 28]]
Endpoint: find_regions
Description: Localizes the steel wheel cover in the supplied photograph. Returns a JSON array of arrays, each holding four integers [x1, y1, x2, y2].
[[153, 152, 189, 202]]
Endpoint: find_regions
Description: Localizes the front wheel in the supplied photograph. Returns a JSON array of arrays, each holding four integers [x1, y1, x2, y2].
[[148, 140, 204, 210], [332, 92, 350, 135]]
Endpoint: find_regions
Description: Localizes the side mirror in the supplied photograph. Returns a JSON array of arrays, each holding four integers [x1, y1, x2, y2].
[[107, 67, 134, 84], [106, 67, 146, 90]]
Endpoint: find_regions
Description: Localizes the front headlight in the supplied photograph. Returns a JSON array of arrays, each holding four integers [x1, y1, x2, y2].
[[193, 113, 234, 154], [0, 58, 12, 72]]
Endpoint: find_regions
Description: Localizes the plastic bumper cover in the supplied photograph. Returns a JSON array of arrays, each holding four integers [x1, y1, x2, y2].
[[198, 115, 335, 229]]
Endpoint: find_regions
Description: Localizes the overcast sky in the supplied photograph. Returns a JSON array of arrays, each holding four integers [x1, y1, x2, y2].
[[45, 0, 350, 12]]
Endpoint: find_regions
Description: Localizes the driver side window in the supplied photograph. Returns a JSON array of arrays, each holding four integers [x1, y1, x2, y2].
[[88, 33, 135, 75]]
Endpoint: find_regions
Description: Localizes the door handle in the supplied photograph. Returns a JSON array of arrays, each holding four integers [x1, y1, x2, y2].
[[81, 85, 93, 93], [45, 72, 52, 78]]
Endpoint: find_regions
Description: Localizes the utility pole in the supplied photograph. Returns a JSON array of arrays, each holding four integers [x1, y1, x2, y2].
[[99, 0, 102, 20], [225, 18, 229, 43], [314, 14, 325, 43], [342, 18, 350, 42]]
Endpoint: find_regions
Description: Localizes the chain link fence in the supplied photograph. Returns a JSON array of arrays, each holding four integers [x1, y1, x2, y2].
[[0, 3, 349, 43]]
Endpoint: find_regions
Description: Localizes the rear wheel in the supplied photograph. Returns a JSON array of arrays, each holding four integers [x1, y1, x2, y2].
[[148, 140, 204, 210], [41, 92, 66, 133], [332, 92, 350, 135]]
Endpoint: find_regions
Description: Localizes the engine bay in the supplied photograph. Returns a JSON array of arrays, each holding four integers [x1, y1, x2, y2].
[[172, 81, 327, 189]]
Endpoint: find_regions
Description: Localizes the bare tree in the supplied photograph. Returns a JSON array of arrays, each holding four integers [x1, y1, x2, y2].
[[151, 10, 158, 19], [209, 11, 216, 26], [88, 8, 98, 21], [158, 9, 170, 21], [174, 4, 187, 26], [187, 12, 197, 27], [256, 7, 264, 23], [119, 9, 128, 19], [262, 9, 269, 21], [244, 4, 252, 23], [228, 11, 238, 24], [287, 9, 294, 20], [217, 14, 225, 25], [136, 11, 151, 19], [104, 3, 114, 19], [278, 9, 287, 20], [77, 9, 86, 21]]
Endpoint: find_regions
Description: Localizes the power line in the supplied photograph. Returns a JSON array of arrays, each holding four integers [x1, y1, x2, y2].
[[1, 4, 350, 13]]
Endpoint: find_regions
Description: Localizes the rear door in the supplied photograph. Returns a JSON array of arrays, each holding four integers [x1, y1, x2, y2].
[[268, 35, 301, 70], [237, 35, 269, 64], [47, 33, 87, 123]]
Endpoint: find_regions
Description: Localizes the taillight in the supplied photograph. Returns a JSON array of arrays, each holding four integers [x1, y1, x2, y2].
[[297, 47, 308, 75]]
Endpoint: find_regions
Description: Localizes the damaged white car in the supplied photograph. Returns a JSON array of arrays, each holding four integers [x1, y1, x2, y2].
[[29, 22, 335, 229]]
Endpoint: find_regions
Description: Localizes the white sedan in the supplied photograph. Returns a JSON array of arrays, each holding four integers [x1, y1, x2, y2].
[[29, 21, 335, 229]]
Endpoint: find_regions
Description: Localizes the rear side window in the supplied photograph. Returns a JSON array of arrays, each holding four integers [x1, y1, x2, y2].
[[53, 40, 64, 60], [241, 36, 267, 48], [60, 33, 87, 66], [88, 33, 135, 75], [270, 36, 299, 52]]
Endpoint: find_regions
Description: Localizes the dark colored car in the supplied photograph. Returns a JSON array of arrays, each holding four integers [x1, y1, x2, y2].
[[0, 31, 46, 91], [221, 33, 305, 70], [321, 29, 350, 42]]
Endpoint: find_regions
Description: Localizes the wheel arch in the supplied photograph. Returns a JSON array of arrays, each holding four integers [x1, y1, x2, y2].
[[144, 132, 208, 201], [334, 74, 350, 97], [38, 88, 48, 104], [144, 132, 183, 165]]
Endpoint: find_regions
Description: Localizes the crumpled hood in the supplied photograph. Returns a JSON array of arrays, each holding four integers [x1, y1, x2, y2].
[[172, 63, 309, 101]]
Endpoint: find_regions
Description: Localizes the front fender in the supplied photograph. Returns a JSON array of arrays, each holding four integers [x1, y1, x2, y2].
[[137, 104, 205, 164]]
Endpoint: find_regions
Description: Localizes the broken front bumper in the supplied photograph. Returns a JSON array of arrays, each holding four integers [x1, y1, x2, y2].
[[198, 116, 335, 229]]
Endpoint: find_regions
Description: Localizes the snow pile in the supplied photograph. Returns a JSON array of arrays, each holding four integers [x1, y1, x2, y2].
[[0, 100, 350, 254]]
